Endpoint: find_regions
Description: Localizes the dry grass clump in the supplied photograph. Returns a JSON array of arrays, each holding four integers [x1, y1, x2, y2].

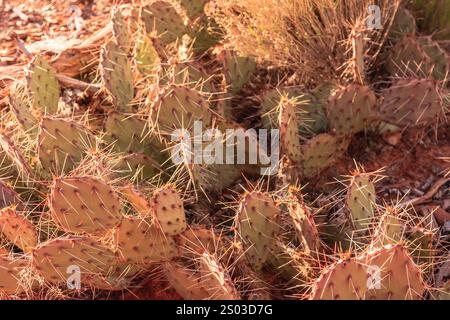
[[214, 0, 400, 84]]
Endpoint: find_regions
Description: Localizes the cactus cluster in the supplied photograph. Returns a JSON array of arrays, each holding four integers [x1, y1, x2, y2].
[[0, 1, 448, 300]]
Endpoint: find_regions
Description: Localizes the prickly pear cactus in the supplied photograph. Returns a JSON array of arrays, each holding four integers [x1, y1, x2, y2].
[[389, 7, 416, 42], [261, 88, 327, 136], [236, 191, 281, 271], [104, 112, 148, 154], [346, 173, 376, 232], [150, 186, 187, 236], [26, 55, 60, 115], [222, 50, 256, 94], [386, 35, 432, 77], [38, 117, 94, 175], [111, 7, 131, 51], [9, 82, 38, 136], [300, 133, 350, 178], [373, 208, 404, 246], [0, 207, 37, 253], [32, 237, 118, 288], [150, 85, 213, 133], [178, 0, 208, 19], [327, 84, 377, 136], [116, 217, 180, 264], [269, 241, 314, 285], [175, 225, 217, 256], [49, 176, 123, 235], [100, 41, 134, 111], [135, 34, 161, 77], [380, 79, 443, 127], [279, 98, 302, 163], [0, 255, 28, 295], [141, 2, 186, 45], [0, 181, 24, 210], [310, 258, 367, 300], [365, 244, 426, 300], [198, 252, 239, 299]]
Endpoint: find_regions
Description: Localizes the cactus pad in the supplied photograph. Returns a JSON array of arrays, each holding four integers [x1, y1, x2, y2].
[[38, 117, 94, 175], [0, 181, 24, 210], [100, 41, 134, 111], [223, 50, 256, 94], [9, 82, 38, 136], [279, 98, 302, 163], [151, 85, 213, 133], [32, 237, 118, 287], [346, 174, 376, 232], [327, 84, 377, 135], [380, 79, 443, 127], [111, 7, 131, 51], [104, 112, 148, 154], [365, 244, 425, 300], [0, 256, 28, 294], [135, 34, 161, 76], [310, 258, 367, 300], [0, 207, 37, 253], [141, 2, 186, 44], [49, 176, 123, 235], [236, 191, 281, 270], [178, 0, 208, 18], [26, 55, 60, 114], [116, 217, 179, 264], [151, 186, 187, 236], [300, 133, 350, 178]]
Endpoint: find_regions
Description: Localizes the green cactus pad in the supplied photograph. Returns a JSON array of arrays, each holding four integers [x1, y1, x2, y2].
[[115, 153, 162, 180], [0, 255, 28, 294], [389, 7, 416, 42], [38, 117, 94, 175], [373, 208, 404, 246], [417, 36, 449, 80], [178, 0, 208, 18], [135, 34, 161, 76], [261, 88, 327, 136], [310, 258, 367, 300], [346, 174, 376, 232], [327, 84, 377, 135], [386, 36, 433, 77], [32, 237, 118, 288], [150, 186, 187, 236], [269, 241, 314, 284], [380, 79, 443, 127], [9, 82, 38, 136], [49, 176, 123, 235], [0, 132, 34, 181], [100, 41, 134, 111], [223, 50, 256, 94], [365, 244, 425, 300], [26, 55, 60, 114], [141, 2, 186, 45], [287, 196, 320, 253], [151, 85, 213, 133], [0, 207, 37, 253], [279, 99, 302, 163], [191, 15, 222, 53], [116, 217, 180, 264], [111, 7, 131, 51], [236, 191, 281, 271], [104, 112, 149, 154], [300, 133, 350, 178]]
